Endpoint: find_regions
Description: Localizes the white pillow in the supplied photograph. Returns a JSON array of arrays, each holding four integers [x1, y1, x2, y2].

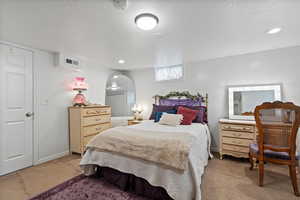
[[158, 113, 183, 126]]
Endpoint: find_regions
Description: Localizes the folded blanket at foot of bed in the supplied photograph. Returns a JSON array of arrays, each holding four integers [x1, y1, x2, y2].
[[86, 126, 194, 171]]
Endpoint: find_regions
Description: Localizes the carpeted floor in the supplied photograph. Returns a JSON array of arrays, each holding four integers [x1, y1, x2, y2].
[[0, 154, 299, 200], [202, 156, 300, 200]]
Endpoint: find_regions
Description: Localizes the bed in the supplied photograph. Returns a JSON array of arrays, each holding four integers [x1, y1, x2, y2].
[[80, 92, 211, 200]]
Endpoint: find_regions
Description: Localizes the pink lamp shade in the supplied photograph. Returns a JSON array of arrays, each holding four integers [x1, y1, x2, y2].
[[72, 77, 88, 91]]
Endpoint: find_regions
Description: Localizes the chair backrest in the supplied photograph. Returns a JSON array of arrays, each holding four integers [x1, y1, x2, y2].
[[254, 101, 300, 160]]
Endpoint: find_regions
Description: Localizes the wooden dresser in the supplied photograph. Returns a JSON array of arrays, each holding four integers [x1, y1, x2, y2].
[[69, 105, 112, 154], [219, 119, 257, 159]]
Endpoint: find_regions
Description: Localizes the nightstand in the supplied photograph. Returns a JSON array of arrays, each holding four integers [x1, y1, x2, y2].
[[128, 119, 143, 126]]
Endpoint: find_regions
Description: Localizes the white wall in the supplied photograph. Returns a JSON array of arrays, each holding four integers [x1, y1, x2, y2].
[[129, 46, 300, 151], [33, 49, 112, 164]]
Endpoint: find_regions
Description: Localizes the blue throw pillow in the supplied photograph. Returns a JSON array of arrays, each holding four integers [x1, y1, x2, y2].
[[154, 110, 176, 122]]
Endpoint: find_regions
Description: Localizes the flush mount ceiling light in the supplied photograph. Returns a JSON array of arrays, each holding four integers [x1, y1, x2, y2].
[[118, 59, 125, 64], [267, 27, 281, 34], [135, 13, 159, 31]]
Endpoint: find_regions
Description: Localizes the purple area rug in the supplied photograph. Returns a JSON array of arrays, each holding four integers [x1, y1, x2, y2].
[[29, 174, 151, 200]]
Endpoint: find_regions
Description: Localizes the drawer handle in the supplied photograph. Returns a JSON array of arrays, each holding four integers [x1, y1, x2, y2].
[[95, 119, 101, 121], [96, 127, 102, 131], [235, 133, 242, 137], [224, 125, 251, 131], [232, 140, 242, 144], [87, 111, 97, 114]]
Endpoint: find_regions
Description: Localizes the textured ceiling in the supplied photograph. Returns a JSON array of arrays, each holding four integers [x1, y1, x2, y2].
[[1, 0, 300, 69]]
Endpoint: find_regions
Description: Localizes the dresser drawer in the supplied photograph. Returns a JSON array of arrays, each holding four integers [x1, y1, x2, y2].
[[83, 115, 111, 126], [222, 131, 254, 139], [223, 144, 249, 153], [83, 107, 111, 116], [222, 137, 252, 147], [222, 124, 254, 133], [83, 123, 111, 136], [222, 150, 249, 158], [83, 134, 97, 148]]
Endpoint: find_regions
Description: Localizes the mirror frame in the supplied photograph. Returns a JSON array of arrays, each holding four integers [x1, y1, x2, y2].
[[228, 84, 282, 120]]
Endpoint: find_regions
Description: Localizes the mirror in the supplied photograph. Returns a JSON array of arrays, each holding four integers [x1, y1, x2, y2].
[[228, 85, 281, 120], [105, 73, 136, 117]]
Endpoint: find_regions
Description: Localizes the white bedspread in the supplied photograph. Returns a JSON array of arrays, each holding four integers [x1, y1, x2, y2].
[[80, 120, 212, 200]]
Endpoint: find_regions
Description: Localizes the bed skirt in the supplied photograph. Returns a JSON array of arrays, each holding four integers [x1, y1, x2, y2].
[[95, 166, 173, 200]]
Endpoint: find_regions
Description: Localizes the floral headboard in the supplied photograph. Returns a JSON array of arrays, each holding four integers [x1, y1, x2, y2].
[[153, 91, 208, 123], [153, 91, 208, 107], [158, 98, 202, 106]]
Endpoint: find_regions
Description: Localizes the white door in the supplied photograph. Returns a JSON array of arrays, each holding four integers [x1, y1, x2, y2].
[[0, 44, 33, 175]]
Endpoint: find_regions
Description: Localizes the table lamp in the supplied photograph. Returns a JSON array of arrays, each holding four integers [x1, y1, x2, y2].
[[72, 77, 88, 106], [132, 104, 144, 120]]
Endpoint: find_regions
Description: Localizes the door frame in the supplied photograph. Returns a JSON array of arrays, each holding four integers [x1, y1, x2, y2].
[[0, 40, 40, 170]]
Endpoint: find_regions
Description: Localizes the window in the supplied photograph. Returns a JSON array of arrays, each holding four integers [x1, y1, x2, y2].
[[154, 65, 183, 81]]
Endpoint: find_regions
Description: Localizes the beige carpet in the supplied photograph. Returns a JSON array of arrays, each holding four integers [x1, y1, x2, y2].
[[202, 156, 299, 200], [0, 154, 299, 200]]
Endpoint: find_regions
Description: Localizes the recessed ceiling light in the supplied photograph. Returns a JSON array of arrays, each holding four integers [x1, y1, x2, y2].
[[113, 75, 119, 78], [118, 59, 125, 64], [135, 13, 159, 31], [267, 27, 281, 34]]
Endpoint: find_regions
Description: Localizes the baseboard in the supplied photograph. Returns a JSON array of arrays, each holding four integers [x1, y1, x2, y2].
[[35, 151, 70, 165]]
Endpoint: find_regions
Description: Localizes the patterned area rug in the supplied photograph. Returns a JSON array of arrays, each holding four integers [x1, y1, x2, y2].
[[29, 174, 150, 200]]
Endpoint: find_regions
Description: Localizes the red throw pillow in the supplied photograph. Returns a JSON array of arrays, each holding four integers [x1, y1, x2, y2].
[[177, 106, 198, 125]]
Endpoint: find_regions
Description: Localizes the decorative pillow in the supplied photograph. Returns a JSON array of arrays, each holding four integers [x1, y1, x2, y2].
[[177, 106, 198, 125], [195, 107, 206, 123], [154, 110, 177, 122], [158, 113, 183, 126], [149, 104, 175, 120], [175, 105, 207, 123]]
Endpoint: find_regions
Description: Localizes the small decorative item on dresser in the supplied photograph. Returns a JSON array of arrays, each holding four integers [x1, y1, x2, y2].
[[69, 105, 112, 154], [219, 118, 257, 159], [72, 77, 88, 107], [128, 119, 142, 126]]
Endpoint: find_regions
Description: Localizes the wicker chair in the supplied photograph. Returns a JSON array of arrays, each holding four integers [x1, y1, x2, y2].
[[249, 101, 300, 196]]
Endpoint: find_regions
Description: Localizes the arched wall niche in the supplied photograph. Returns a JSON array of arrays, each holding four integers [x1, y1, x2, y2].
[[105, 72, 136, 117]]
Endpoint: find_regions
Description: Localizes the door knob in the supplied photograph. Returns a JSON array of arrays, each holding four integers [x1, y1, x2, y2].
[[25, 112, 34, 117]]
